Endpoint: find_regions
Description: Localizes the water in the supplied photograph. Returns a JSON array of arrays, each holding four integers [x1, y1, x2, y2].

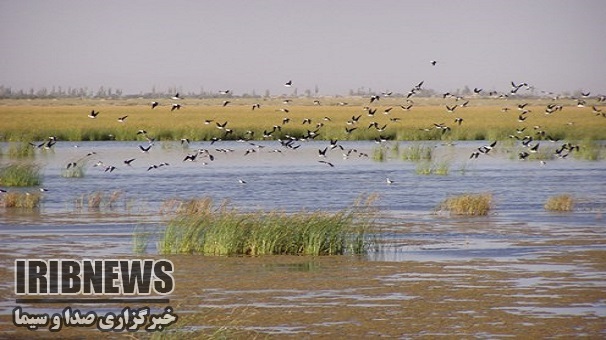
[[2, 139, 605, 262], [3, 140, 606, 216], [2, 141, 605, 336]]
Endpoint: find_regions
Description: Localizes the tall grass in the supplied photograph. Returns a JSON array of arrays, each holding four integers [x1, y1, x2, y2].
[[415, 160, 450, 175], [62, 161, 88, 178], [372, 146, 387, 162], [7, 142, 35, 159], [0, 192, 41, 209], [1, 99, 604, 142], [159, 197, 377, 256], [74, 190, 123, 211], [402, 144, 434, 161], [544, 194, 574, 212], [0, 163, 41, 187], [572, 140, 604, 161], [438, 193, 492, 216]]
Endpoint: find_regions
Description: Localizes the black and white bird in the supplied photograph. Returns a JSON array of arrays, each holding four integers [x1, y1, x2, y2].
[[139, 144, 152, 153], [117, 115, 128, 123], [284, 80, 293, 87], [151, 101, 159, 109], [88, 110, 99, 119]]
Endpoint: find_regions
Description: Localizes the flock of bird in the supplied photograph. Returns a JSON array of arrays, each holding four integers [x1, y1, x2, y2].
[[9, 63, 606, 190]]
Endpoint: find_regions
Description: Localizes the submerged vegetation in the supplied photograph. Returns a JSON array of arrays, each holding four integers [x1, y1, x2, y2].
[[0, 163, 41, 187], [438, 193, 492, 216], [544, 194, 575, 212], [159, 197, 378, 256], [74, 190, 124, 211]]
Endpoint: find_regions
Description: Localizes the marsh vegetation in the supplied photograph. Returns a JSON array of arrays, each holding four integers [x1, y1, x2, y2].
[[158, 197, 378, 256], [438, 193, 493, 216], [0, 163, 41, 187]]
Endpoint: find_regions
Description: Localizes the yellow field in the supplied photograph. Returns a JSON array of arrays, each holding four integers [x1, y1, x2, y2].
[[0, 97, 604, 142]]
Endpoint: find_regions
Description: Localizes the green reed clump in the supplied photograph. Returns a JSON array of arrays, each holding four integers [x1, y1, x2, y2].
[[544, 194, 574, 212], [372, 146, 387, 162], [62, 161, 88, 178], [439, 193, 492, 216], [572, 140, 604, 161], [159, 197, 377, 256], [0, 192, 41, 209], [0, 163, 41, 187], [402, 144, 433, 161], [8, 142, 35, 159], [415, 160, 450, 175]]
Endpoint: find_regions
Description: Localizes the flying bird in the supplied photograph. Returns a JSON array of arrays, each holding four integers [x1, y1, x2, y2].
[[284, 80, 293, 87], [151, 101, 159, 109], [88, 110, 99, 119], [139, 144, 152, 153]]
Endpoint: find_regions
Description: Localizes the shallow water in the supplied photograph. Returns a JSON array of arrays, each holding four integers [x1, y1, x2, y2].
[[1, 140, 605, 258], [1, 140, 605, 337]]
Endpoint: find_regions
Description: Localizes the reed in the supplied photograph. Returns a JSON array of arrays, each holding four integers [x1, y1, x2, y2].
[[0, 192, 41, 209], [7, 142, 35, 159], [372, 146, 387, 162], [75, 190, 124, 210], [544, 194, 574, 212], [62, 161, 88, 178], [159, 197, 377, 256], [402, 143, 434, 161], [415, 160, 450, 175], [439, 193, 492, 216], [0, 163, 41, 187], [1, 99, 604, 142], [572, 139, 604, 161]]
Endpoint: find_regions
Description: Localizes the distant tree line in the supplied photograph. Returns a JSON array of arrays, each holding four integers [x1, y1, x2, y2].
[[0, 84, 582, 100]]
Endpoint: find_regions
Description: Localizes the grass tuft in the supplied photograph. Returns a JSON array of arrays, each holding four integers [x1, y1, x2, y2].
[[544, 194, 574, 212], [439, 193, 492, 216], [75, 190, 124, 211], [402, 144, 434, 161], [62, 162, 88, 178], [372, 146, 387, 162], [0, 163, 41, 187], [159, 197, 378, 256], [0, 192, 41, 209], [8, 142, 35, 159]]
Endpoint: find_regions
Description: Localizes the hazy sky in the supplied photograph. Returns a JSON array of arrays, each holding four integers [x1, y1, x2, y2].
[[1, 0, 605, 96]]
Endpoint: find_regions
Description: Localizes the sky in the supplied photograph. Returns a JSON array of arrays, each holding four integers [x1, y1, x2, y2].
[[1, 0, 605, 96]]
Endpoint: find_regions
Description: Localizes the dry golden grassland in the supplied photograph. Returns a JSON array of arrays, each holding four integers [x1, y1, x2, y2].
[[0, 97, 604, 142]]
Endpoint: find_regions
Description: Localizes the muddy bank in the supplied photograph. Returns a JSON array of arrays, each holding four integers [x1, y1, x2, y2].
[[1, 246, 604, 338]]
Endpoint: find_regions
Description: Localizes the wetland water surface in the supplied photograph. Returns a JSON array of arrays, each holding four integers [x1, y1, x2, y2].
[[1, 141, 605, 337]]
